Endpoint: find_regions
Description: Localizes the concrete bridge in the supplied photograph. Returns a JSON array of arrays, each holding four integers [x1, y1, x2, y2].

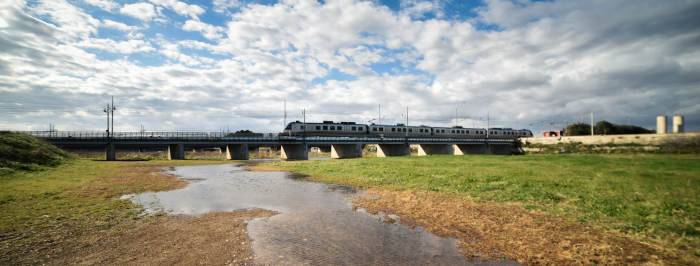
[[23, 131, 521, 161]]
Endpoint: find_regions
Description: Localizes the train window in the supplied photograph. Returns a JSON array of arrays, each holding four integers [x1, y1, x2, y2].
[[402, 128, 406, 132], [323, 126, 328, 130], [372, 127, 377, 131], [379, 128, 384, 131], [466, 130, 469, 134], [300, 126, 305, 130], [391, 128, 395, 132], [409, 129, 412, 132], [330, 126, 335, 130], [351, 126, 356, 131], [316, 126, 321, 130], [338, 126, 343, 130]]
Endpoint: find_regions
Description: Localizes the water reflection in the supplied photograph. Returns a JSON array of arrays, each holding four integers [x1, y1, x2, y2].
[[130, 164, 513, 265]]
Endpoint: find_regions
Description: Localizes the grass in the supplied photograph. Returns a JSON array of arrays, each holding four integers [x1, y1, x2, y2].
[[0, 132, 70, 175], [0, 159, 229, 264], [266, 154, 700, 255]]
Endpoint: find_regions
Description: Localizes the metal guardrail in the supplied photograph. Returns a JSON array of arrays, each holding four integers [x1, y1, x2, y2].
[[18, 131, 518, 143]]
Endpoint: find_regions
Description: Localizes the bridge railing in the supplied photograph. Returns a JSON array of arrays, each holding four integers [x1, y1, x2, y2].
[[18, 131, 519, 143]]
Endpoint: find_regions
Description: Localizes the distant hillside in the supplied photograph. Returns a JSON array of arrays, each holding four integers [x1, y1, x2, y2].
[[0, 132, 70, 174]]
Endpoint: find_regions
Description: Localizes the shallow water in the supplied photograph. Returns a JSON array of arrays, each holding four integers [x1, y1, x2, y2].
[[130, 164, 514, 265]]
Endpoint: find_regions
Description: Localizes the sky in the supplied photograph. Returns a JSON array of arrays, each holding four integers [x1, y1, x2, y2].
[[0, 0, 699, 133]]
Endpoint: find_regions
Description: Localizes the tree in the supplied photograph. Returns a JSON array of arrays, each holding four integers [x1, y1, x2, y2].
[[595, 121, 615, 135], [565, 123, 591, 136], [565, 121, 653, 136]]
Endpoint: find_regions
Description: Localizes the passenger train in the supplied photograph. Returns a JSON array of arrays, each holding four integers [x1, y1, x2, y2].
[[282, 121, 533, 139]]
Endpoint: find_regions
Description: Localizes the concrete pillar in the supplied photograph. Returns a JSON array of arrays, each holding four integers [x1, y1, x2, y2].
[[453, 144, 488, 155], [280, 144, 308, 160], [376, 144, 410, 157], [167, 143, 185, 160], [415, 144, 453, 156], [331, 144, 363, 159], [105, 142, 116, 161], [226, 144, 249, 160]]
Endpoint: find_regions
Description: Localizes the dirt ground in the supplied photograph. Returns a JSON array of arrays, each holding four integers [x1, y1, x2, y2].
[[57, 210, 275, 265], [353, 188, 687, 265], [1, 161, 271, 266]]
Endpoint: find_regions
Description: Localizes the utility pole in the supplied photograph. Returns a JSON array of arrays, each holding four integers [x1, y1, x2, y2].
[[406, 106, 408, 126], [486, 112, 490, 139], [590, 112, 594, 136], [104, 104, 111, 138], [110, 96, 116, 137], [302, 108, 306, 140], [455, 108, 458, 126]]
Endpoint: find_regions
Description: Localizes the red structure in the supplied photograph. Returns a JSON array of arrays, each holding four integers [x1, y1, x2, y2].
[[543, 130, 563, 137]]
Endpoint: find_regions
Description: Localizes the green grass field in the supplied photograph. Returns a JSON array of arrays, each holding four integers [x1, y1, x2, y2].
[[268, 154, 700, 253]]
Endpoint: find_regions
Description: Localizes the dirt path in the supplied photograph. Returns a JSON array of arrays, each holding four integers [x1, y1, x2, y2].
[[354, 188, 685, 265]]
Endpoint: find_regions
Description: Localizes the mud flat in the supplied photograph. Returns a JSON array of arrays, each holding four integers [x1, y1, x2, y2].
[[129, 164, 510, 265]]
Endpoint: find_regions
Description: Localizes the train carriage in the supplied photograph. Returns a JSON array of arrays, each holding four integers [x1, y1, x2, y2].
[[367, 124, 432, 138], [282, 121, 532, 139], [283, 121, 368, 137]]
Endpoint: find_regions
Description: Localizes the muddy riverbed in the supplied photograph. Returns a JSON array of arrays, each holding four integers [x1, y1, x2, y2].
[[126, 164, 514, 265]]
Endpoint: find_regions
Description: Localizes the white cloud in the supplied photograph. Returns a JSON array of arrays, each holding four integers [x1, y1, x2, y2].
[[182, 19, 223, 40], [399, 0, 444, 19], [213, 0, 241, 13], [101, 19, 136, 32], [30, 0, 100, 40], [83, 0, 118, 11], [120, 2, 157, 22], [79, 38, 155, 54], [149, 0, 204, 19]]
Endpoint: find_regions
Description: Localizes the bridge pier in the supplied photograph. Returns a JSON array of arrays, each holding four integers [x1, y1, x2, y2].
[[280, 144, 308, 160], [415, 144, 453, 156], [376, 144, 410, 157], [225, 144, 249, 160], [453, 144, 487, 155], [105, 142, 116, 161], [331, 144, 363, 159], [167, 143, 185, 160]]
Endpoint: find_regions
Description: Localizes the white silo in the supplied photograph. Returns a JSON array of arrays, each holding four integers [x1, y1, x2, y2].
[[672, 115, 684, 133], [656, 115, 667, 134]]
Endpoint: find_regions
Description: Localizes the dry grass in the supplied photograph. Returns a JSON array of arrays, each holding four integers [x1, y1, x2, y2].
[[355, 188, 683, 265]]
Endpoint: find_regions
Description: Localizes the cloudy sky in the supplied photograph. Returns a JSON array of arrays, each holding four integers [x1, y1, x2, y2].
[[0, 0, 698, 133]]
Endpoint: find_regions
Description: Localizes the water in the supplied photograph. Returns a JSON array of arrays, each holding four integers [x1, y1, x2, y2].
[[130, 164, 512, 265]]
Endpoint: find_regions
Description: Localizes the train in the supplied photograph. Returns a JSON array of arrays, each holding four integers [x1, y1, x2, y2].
[[282, 121, 533, 139]]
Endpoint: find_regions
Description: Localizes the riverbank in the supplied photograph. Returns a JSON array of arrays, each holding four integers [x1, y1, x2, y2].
[[258, 154, 699, 264], [0, 159, 270, 265]]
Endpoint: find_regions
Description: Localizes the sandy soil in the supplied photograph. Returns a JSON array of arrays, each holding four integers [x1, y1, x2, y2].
[[353, 188, 685, 265]]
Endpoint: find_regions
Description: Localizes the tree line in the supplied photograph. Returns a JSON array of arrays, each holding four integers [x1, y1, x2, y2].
[[565, 121, 652, 136]]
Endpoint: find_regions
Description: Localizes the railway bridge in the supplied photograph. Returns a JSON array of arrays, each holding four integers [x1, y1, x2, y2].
[[23, 131, 521, 161]]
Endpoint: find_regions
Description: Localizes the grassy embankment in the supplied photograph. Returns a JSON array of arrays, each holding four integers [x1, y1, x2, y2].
[[266, 154, 700, 257], [0, 132, 231, 264]]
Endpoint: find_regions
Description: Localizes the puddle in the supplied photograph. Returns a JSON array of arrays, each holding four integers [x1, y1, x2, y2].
[[131, 164, 516, 265]]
